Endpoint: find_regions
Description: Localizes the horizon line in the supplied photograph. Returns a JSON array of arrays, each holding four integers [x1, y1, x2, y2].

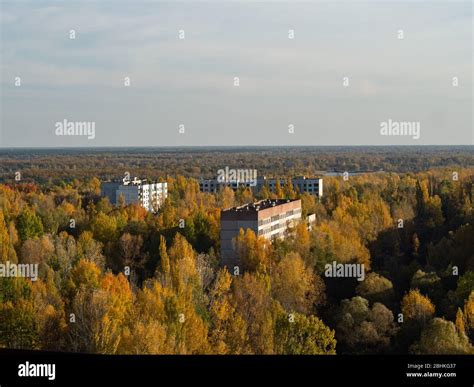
[[1, 144, 473, 151]]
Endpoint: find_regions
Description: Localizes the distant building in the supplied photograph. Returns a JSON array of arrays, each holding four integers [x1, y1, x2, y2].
[[101, 177, 167, 212], [200, 176, 323, 196], [199, 179, 219, 193], [220, 199, 302, 266]]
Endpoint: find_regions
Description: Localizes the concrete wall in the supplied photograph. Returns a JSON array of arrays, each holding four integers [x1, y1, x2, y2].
[[101, 182, 121, 204], [220, 219, 258, 267]]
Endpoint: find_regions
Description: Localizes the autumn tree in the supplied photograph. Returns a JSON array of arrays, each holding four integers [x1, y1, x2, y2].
[[356, 272, 394, 306], [235, 228, 271, 272], [0, 210, 17, 263], [410, 318, 473, 354], [167, 233, 200, 291], [119, 232, 145, 282], [259, 183, 271, 200], [90, 212, 118, 243], [455, 308, 466, 336], [208, 268, 248, 354], [463, 291, 474, 341], [232, 271, 275, 354], [235, 187, 254, 206], [455, 271, 474, 305], [275, 179, 284, 198], [30, 271, 67, 350], [271, 252, 325, 314], [415, 180, 445, 245], [334, 297, 398, 354], [274, 312, 336, 354], [77, 231, 105, 268], [309, 222, 370, 271], [294, 222, 310, 260], [125, 277, 209, 354], [410, 270, 443, 305], [156, 235, 170, 284], [63, 258, 102, 304], [217, 187, 235, 209], [135, 233, 211, 354], [19, 235, 54, 266], [401, 289, 435, 324], [183, 210, 216, 252], [283, 178, 296, 199], [67, 272, 132, 354], [0, 299, 38, 349]]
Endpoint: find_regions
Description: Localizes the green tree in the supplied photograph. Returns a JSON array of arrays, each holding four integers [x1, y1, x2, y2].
[[356, 272, 394, 306], [17, 208, 43, 241], [335, 297, 398, 353], [0, 299, 38, 349], [275, 312, 336, 354], [90, 212, 118, 243], [455, 271, 474, 304], [410, 318, 473, 354]]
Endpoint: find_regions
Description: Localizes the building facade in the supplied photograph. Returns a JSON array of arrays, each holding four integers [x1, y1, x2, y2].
[[220, 199, 302, 266], [200, 176, 323, 196], [101, 177, 168, 212]]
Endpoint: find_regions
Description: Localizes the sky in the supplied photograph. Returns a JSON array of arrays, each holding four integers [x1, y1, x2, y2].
[[0, 0, 472, 147]]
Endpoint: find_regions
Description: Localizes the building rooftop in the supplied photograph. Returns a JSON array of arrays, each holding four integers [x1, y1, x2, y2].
[[122, 177, 143, 186], [103, 177, 166, 186], [223, 199, 299, 213]]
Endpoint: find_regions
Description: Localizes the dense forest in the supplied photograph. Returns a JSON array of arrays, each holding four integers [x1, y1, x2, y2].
[[0, 148, 473, 354], [0, 146, 473, 184]]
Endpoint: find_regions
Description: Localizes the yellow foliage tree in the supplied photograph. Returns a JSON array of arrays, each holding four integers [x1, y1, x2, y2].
[[463, 291, 474, 336], [235, 228, 272, 272], [401, 289, 435, 323], [295, 222, 310, 260], [271, 252, 324, 314], [0, 210, 17, 263], [209, 268, 248, 354]]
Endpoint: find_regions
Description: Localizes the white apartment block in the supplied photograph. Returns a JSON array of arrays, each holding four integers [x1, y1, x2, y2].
[[220, 199, 302, 266], [200, 176, 323, 196], [101, 177, 167, 212]]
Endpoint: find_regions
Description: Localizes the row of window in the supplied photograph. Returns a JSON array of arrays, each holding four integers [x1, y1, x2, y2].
[[258, 209, 301, 226], [285, 208, 302, 217], [258, 218, 298, 235], [258, 227, 287, 239]]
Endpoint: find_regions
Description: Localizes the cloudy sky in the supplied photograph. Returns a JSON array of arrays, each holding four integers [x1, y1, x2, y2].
[[0, 0, 472, 147]]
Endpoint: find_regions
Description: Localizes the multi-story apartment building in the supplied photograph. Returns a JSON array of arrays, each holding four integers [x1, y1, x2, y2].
[[200, 176, 323, 196], [220, 199, 302, 266], [101, 177, 167, 212]]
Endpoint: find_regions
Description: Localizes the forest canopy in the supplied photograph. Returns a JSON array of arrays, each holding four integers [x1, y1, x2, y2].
[[0, 147, 473, 355]]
